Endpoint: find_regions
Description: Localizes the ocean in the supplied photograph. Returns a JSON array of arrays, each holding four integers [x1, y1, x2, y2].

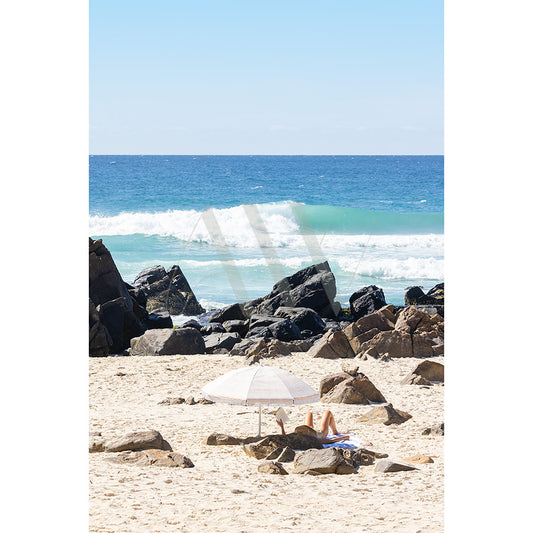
[[89, 155, 443, 319]]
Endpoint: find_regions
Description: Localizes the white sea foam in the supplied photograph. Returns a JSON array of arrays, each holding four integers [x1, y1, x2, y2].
[[89, 203, 443, 252]]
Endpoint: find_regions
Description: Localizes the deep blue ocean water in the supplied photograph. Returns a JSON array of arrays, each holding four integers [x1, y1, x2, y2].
[[89, 155, 443, 316]]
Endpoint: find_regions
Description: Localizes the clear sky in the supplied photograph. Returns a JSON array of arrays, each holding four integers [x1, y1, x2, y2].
[[90, 1, 443, 155]]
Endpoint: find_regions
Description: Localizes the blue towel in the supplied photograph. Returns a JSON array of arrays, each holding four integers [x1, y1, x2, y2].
[[322, 434, 362, 449]]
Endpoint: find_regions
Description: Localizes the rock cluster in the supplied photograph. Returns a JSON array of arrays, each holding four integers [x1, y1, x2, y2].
[[89, 238, 201, 356], [89, 242, 445, 362], [344, 304, 444, 359]]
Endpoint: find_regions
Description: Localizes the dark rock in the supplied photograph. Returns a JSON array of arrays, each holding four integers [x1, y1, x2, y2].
[[268, 318, 303, 341], [427, 282, 444, 304], [89, 299, 113, 357], [207, 303, 246, 323], [104, 430, 173, 453], [181, 319, 203, 330], [204, 332, 241, 354], [274, 307, 326, 336], [247, 262, 341, 318], [349, 285, 387, 322], [145, 309, 174, 329], [132, 264, 204, 316], [200, 323, 225, 335], [223, 319, 249, 337], [293, 448, 356, 475], [130, 327, 206, 356]]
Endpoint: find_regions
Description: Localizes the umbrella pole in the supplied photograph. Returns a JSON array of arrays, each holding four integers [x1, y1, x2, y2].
[[258, 405, 262, 437]]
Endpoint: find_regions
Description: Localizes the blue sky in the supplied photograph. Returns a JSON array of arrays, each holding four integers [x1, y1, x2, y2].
[[90, 1, 443, 154]]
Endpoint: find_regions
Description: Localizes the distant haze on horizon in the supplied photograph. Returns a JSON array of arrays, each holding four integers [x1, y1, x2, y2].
[[90, 1, 443, 155]]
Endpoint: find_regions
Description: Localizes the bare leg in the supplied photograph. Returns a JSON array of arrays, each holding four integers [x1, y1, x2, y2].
[[318, 410, 339, 435], [304, 412, 313, 428]]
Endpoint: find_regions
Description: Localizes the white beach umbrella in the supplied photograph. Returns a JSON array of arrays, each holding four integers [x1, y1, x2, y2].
[[201, 364, 320, 436]]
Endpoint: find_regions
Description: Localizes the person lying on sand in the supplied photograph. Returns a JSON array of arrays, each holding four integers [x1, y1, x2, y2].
[[276, 409, 356, 445]]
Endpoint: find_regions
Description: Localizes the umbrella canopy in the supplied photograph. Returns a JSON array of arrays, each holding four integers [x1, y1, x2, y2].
[[201, 364, 320, 436]]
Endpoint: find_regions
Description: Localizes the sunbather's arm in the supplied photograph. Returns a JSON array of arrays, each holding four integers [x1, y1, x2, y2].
[[321, 434, 350, 444]]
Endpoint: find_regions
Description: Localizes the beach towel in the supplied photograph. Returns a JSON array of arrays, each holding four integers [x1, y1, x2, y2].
[[322, 434, 362, 449]]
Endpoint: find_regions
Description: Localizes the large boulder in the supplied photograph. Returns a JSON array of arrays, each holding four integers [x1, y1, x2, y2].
[[293, 448, 356, 475], [343, 304, 444, 359], [249, 262, 341, 318], [130, 327, 206, 356], [132, 264, 204, 316], [89, 238, 145, 355], [349, 285, 387, 321], [308, 330, 355, 359]]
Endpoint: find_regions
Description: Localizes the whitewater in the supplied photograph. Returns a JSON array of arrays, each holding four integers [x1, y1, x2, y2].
[[89, 155, 443, 308]]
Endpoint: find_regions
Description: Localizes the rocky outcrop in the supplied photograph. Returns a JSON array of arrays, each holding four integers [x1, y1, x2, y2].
[[132, 265, 204, 316], [349, 285, 387, 321], [244, 262, 341, 319], [319, 372, 386, 404], [343, 305, 444, 359], [308, 330, 355, 359], [130, 327, 206, 356], [89, 238, 145, 355]]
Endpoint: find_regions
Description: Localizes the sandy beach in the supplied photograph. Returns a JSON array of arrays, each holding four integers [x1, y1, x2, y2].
[[89, 352, 444, 532]]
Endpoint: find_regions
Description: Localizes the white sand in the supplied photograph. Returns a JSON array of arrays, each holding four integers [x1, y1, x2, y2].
[[89, 353, 444, 532]]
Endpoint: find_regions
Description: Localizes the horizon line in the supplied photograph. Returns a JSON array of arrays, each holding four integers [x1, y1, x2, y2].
[[89, 153, 444, 157]]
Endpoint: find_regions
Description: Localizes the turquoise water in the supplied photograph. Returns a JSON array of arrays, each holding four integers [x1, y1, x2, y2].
[[89, 155, 443, 309]]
